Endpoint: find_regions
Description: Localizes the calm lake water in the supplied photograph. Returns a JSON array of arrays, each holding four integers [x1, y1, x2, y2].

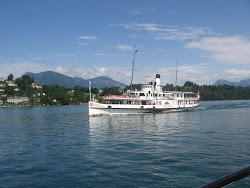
[[0, 101, 249, 187]]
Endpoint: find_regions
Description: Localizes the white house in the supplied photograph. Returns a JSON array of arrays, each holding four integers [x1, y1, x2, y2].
[[31, 83, 42, 89], [8, 83, 18, 87], [0, 83, 6, 87], [7, 97, 29, 104]]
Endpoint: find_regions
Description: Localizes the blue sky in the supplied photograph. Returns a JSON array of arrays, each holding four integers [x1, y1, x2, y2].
[[0, 0, 250, 85]]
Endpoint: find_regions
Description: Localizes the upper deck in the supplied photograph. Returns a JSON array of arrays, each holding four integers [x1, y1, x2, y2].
[[103, 91, 197, 101]]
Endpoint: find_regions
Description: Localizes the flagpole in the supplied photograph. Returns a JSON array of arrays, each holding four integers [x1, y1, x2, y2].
[[89, 81, 91, 101], [130, 46, 137, 95]]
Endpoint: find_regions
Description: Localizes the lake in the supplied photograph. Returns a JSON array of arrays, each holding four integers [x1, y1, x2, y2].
[[0, 100, 249, 187]]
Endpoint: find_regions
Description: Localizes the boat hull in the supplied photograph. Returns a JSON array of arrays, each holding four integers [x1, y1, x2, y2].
[[89, 102, 199, 116]]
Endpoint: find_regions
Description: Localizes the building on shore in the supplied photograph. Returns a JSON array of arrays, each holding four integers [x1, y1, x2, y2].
[[31, 83, 42, 89], [7, 97, 29, 104]]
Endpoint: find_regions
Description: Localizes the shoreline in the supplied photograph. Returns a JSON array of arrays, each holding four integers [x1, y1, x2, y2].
[[0, 103, 88, 108]]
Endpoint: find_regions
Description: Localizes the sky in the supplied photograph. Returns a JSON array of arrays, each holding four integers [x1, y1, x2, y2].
[[0, 0, 250, 85]]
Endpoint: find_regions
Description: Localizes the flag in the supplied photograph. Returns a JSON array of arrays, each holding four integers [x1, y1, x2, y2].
[[135, 46, 138, 53], [197, 90, 201, 102]]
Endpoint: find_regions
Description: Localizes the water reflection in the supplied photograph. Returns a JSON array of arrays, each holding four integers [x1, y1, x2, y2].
[[88, 111, 197, 135]]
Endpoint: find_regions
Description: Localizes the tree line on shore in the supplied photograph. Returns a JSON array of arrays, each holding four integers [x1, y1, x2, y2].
[[1, 74, 250, 106], [124, 81, 250, 101]]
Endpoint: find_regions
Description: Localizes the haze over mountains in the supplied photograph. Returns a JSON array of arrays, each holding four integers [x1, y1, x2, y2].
[[24, 71, 250, 89], [24, 71, 126, 89], [213, 79, 250, 87]]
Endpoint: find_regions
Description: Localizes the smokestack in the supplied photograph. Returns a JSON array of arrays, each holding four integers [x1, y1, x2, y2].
[[155, 74, 160, 86]]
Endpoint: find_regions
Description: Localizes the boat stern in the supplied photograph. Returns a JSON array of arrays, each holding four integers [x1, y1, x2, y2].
[[89, 101, 109, 116]]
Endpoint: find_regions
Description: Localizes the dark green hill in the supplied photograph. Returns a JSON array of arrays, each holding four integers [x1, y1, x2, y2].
[[24, 71, 126, 89]]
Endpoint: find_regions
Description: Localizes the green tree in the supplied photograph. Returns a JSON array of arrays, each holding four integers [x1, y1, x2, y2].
[[124, 84, 142, 91], [4, 85, 15, 96], [100, 87, 121, 96], [16, 75, 35, 97], [7, 73, 14, 81]]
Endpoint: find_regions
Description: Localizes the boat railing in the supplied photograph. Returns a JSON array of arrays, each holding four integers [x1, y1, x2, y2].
[[184, 97, 198, 100], [200, 166, 250, 188], [103, 95, 140, 99]]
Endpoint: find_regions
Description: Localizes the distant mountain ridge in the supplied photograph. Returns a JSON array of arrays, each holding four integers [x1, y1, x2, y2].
[[24, 71, 127, 89], [213, 79, 250, 87]]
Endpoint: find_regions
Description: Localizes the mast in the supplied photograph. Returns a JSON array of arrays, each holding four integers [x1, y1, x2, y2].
[[130, 46, 138, 95], [175, 58, 178, 91]]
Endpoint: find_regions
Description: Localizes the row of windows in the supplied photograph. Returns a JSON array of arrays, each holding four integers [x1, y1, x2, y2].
[[132, 93, 174, 98], [132, 92, 198, 98]]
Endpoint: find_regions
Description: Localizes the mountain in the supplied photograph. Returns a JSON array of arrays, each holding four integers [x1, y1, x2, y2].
[[213, 79, 250, 87], [24, 71, 127, 89], [89, 76, 126, 89]]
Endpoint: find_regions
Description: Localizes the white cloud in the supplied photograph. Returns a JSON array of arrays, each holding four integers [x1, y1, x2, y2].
[[117, 45, 134, 51], [116, 22, 250, 65], [155, 27, 208, 41], [129, 8, 156, 15], [31, 56, 58, 61], [185, 35, 250, 64], [130, 34, 140, 38], [76, 42, 87, 45], [114, 22, 214, 40], [55, 65, 107, 79], [133, 23, 163, 31], [93, 53, 108, 56], [93, 66, 106, 74], [56, 53, 78, 59], [223, 69, 250, 80], [79, 36, 97, 40]]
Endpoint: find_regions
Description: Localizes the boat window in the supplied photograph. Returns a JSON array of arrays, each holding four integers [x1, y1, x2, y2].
[[139, 93, 145, 96]]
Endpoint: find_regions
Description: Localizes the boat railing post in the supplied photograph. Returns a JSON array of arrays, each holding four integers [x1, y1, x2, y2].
[[200, 166, 250, 188]]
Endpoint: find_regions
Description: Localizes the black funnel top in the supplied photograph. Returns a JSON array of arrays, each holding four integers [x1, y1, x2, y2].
[[156, 74, 160, 78]]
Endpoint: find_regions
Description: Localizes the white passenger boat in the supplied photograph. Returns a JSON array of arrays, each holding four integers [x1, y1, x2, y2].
[[89, 74, 200, 116], [89, 47, 200, 116]]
